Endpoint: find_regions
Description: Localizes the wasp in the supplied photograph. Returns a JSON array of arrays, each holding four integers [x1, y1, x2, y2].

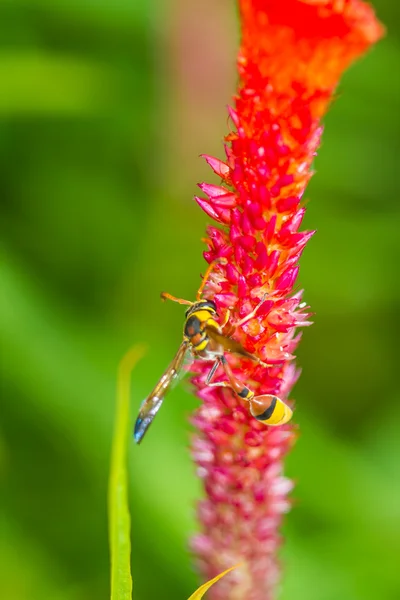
[[134, 259, 293, 444]]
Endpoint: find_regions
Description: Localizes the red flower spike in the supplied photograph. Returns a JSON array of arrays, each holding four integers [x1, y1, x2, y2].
[[190, 2, 383, 599]]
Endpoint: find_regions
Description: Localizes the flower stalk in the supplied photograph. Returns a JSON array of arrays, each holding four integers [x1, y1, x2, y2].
[[190, 1, 383, 598]]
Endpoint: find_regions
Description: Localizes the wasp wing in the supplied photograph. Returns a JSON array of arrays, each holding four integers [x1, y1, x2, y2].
[[134, 341, 190, 444], [205, 326, 261, 362]]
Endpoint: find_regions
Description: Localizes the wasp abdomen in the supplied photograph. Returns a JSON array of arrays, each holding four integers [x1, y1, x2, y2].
[[249, 395, 292, 426]]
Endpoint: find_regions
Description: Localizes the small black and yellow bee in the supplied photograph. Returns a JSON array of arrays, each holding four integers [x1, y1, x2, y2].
[[134, 259, 292, 444]]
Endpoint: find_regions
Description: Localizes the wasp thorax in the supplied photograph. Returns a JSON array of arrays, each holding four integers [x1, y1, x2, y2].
[[249, 395, 293, 426]]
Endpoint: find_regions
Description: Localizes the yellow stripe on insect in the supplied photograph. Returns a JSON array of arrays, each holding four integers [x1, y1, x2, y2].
[[194, 339, 209, 351], [249, 395, 293, 426], [190, 310, 219, 327]]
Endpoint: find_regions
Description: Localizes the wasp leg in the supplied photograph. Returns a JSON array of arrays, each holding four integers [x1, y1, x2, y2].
[[207, 381, 230, 392], [205, 356, 232, 390], [233, 293, 268, 329], [220, 308, 231, 329], [205, 358, 221, 386]]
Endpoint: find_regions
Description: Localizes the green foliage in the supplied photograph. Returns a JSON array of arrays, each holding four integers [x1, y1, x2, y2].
[[109, 348, 144, 600], [1, 1, 399, 600]]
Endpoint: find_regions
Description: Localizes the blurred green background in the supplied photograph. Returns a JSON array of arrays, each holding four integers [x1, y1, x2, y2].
[[1, 1, 399, 599]]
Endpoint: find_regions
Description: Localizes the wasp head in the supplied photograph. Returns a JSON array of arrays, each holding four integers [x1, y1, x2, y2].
[[185, 300, 217, 318]]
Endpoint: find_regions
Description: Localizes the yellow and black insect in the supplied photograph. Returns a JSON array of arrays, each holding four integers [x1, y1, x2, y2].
[[134, 259, 293, 444]]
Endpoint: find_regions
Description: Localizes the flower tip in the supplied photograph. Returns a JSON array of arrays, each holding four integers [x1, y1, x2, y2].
[[227, 105, 240, 127], [194, 195, 232, 224], [200, 154, 231, 179]]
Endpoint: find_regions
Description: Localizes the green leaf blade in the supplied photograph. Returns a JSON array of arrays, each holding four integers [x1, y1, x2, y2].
[[109, 347, 145, 600]]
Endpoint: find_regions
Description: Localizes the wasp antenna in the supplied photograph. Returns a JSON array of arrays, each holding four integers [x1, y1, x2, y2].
[[197, 257, 228, 300], [160, 292, 193, 306]]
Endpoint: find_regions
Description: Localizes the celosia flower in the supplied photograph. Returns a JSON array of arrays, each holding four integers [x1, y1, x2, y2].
[[190, 1, 383, 599]]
